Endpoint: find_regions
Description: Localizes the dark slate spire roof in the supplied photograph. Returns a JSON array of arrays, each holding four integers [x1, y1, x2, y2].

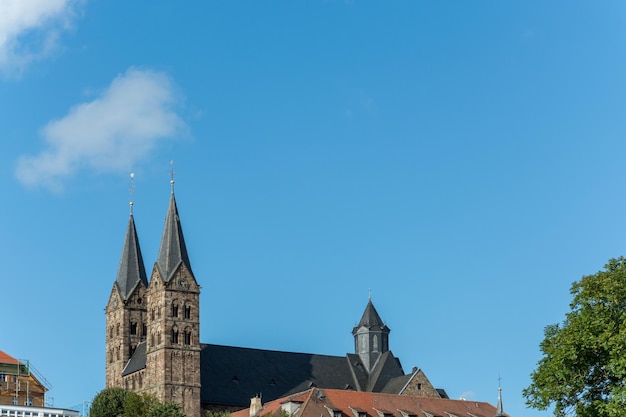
[[353, 299, 388, 332], [494, 387, 506, 417], [115, 214, 148, 300], [156, 191, 192, 283]]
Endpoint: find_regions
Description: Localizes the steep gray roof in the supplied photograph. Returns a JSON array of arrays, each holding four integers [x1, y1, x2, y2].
[[120, 342, 406, 408], [199, 344, 404, 408], [353, 299, 389, 333], [115, 214, 148, 300], [156, 192, 193, 283], [122, 342, 146, 376]]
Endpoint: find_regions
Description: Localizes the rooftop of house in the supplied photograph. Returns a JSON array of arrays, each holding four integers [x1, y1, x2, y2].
[[231, 388, 509, 417]]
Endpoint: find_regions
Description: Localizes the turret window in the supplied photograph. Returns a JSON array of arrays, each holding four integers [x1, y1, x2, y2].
[[142, 323, 147, 336], [172, 304, 179, 318], [130, 322, 137, 335], [172, 329, 179, 344], [184, 306, 191, 319], [184, 329, 192, 345]]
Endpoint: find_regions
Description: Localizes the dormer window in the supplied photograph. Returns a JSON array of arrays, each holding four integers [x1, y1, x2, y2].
[[349, 407, 368, 417], [325, 405, 342, 417], [373, 408, 394, 417]]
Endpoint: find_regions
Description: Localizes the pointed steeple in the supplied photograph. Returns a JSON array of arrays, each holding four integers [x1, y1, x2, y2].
[[352, 297, 391, 373], [494, 386, 506, 417], [355, 298, 386, 330], [115, 213, 148, 300], [156, 189, 193, 283]]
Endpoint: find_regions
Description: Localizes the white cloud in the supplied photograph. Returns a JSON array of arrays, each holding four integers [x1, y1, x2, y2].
[[0, 0, 78, 74], [15, 68, 187, 190]]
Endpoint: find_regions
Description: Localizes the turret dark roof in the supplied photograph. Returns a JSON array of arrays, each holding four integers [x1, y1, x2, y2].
[[353, 299, 389, 333], [115, 214, 148, 300], [156, 192, 193, 283]]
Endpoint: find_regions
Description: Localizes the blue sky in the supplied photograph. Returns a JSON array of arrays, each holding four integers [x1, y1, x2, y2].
[[2, 1, 626, 416]]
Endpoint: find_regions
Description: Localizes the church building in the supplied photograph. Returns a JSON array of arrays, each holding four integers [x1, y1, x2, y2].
[[105, 181, 445, 417]]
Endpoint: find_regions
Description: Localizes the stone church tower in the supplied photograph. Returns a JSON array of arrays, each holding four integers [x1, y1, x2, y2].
[[105, 181, 201, 417], [105, 206, 149, 388], [144, 183, 201, 417]]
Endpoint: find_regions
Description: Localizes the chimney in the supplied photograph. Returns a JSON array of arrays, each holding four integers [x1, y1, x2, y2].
[[250, 396, 262, 417]]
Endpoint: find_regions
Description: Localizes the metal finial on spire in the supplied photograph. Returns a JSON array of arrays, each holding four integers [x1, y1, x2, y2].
[[368, 288, 372, 301], [129, 172, 135, 214], [169, 160, 176, 193]]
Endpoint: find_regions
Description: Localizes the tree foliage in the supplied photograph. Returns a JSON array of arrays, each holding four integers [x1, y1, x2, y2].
[[91, 387, 185, 417], [91, 387, 131, 417], [523, 257, 626, 417]]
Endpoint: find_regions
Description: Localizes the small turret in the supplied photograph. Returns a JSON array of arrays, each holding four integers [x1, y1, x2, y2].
[[352, 297, 390, 373]]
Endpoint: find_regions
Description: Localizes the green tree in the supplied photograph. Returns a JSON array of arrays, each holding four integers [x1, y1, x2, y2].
[[91, 387, 186, 417], [523, 257, 626, 417], [91, 387, 131, 417], [146, 402, 186, 417], [206, 411, 230, 417]]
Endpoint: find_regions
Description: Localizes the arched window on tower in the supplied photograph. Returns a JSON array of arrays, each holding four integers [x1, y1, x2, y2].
[[130, 322, 137, 335], [172, 328, 179, 344], [359, 334, 367, 353], [184, 305, 191, 320], [142, 323, 147, 336], [157, 331, 162, 345], [172, 303, 179, 318], [184, 328, 192, 345], [109, 327, 113, 339], [373, 335, 379, 352], [116, 323, 120, 336]]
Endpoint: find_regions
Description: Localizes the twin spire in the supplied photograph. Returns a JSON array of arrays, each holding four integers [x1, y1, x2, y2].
[[115, 170, 192, 298]]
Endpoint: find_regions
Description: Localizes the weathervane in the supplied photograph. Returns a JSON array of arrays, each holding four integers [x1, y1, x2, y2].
[[170, 160, 176, 193], [129, 172, 135, 214]]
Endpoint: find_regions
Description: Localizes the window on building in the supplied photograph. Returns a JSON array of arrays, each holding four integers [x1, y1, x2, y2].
[[0, 373, 6, 382], [172, 329, 179, 344], [142, 323, 147, 336], [130, 322, 137, 335], [116, 323, 120, 336], [25, 398, 32, 406], [172, 304, 179, 318], [184, 330, 191, 345], [12, 397, 17, 406], [184, 306, 191, 319], [109, 327, 113, 339]]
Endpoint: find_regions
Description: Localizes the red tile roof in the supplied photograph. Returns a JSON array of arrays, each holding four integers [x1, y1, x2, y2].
[[0, 350, 23, 366], [232, 388, 509, 417]]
